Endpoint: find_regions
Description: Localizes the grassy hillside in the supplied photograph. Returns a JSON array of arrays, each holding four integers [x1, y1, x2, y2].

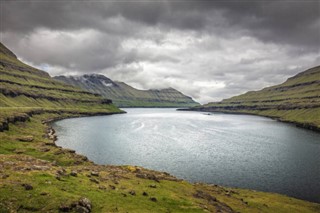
[[54, 74, 199, 108], [190, 66, 320, 131], [0, 43, 122, 131], [1, 42, 319, 212]]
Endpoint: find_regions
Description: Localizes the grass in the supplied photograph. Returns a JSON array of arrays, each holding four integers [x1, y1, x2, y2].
[[1, 113, 319, 212], [192, 66, 320, 130], [1, 42, 320, 212]]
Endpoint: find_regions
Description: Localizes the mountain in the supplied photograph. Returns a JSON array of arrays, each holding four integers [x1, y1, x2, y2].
[[1, 43, 319, 212], [0, 42, 122, 130], [189, 66, 320, 131], [54, 74, 199, 107]]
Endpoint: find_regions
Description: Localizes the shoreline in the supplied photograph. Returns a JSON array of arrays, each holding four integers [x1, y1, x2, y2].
[[49, 111, 320, 204], [1, 110, 320, 211], [178, 108, 320, 133]]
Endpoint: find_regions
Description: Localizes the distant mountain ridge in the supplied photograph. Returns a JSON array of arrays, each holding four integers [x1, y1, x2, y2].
[[54, 74, 199, 107], [188, 65, 320, 131]]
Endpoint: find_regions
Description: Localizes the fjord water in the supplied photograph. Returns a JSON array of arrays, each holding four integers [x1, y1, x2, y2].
[[53, 108, 320, 203]]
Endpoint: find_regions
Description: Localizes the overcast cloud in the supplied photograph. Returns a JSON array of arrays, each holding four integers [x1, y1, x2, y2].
[[1, 0, 319, 103]]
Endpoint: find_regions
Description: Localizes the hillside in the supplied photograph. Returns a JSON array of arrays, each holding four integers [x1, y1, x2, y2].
[[1, 43, 319, 212], [0, 42, 123, 131], [190, 66, 320, 131], [54, 74, 199, 107]]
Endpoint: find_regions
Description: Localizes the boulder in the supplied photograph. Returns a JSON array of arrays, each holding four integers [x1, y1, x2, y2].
[[70, 171, 78, 177], [129, 190, 136, 196], [150, 197, 157, 202], [17, 136, 34, 142], [22, 183, 33, 190], [90, 171, 99, 177], [78, 197, 92, 212]]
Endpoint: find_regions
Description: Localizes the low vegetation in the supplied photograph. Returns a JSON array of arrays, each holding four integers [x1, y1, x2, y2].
[[1, 42, 319, 212], [190, 66, 320, 131], [1, 113, 319, 212]]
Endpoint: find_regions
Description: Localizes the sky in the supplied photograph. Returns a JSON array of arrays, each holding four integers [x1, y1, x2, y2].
[[1, 0, 320, 104]]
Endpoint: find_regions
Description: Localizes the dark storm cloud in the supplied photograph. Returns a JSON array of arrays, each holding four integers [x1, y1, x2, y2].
[[3, 1, 319, 49], [1, 0, 319, 103]]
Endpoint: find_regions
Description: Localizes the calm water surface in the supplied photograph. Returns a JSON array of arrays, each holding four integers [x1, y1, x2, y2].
[[53, 108, 320, 203]]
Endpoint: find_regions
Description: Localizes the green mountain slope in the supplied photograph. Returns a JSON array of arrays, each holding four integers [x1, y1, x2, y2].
[[1, 43, 319, 212], [0, 42, 122, 130], [190, 66, 320, 131], [54, 74, 199, 107]]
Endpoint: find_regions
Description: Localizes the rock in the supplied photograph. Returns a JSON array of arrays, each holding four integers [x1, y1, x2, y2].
[[54, 149, 64, 155], [22, 183, 33, 190], [136, 173, 159, 182], [74, 160, 83, 165], [0, 120, 9, 132], [150, 197, 157, 202], [8, 113, 30, 123], [57, 169, 67, 176], [129, 190, 136, 196], [98, 185, 106, 190], [17, 135, 34, 142], [70, 171, 78, 177], [109, 185, 116, 190], [89, 178, 99, 184], [75, 205, 90, 213], [78, 197, 92, 212], [193, 190, 217, 203], [81, 156, 88, 161], [58, 198, 91, 213], [142, 192, 148, 196], [40, 192, 48, 196], [65, 149, 76, 153], [59, 205, 71, 212], [40, 147, 50, 152], [90, 171, 99, 177], [44, 142, 55, 146], [31, 165, 50, 171], [49, 134, 57, 141], [148, 184, 157, 188], [1, 174, 9, 179]]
